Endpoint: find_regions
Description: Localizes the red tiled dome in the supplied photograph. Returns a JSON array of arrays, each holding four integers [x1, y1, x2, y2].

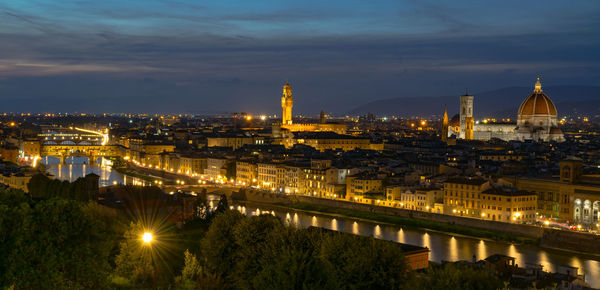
[[518, 78, 557, 116]]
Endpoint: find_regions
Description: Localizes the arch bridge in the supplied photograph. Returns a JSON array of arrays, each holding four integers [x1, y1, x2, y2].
[[38, 127, 115, 164]]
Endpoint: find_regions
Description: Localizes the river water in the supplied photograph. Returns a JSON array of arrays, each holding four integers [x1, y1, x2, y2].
[[229, 203, 600, 287], [44, 161, 600, 287], [42, 157, 152, 187]]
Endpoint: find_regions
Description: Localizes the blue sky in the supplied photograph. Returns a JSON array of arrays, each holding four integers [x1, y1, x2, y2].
[[1, 0, 599, 113]]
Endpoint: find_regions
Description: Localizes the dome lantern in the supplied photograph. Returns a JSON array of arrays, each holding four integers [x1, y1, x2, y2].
[[534, 77, 542, 93]]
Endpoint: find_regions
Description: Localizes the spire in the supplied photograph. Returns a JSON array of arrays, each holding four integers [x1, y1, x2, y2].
[[534, 77, 542, 93], [443, 104, 448, 124], [442, 105, 449, 143]]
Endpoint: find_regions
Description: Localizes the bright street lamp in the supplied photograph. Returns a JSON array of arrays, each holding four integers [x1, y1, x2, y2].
[[142, 232, 153, 244]]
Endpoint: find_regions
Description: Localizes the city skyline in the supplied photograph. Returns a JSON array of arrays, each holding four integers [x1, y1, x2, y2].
[[1, 1, 600, 287], [1, 1, 599, 113]]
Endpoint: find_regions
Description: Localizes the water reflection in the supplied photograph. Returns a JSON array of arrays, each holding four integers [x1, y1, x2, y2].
[[538, 251, 552, 273], [449, 237, 458, 261], [508, 244, 524, 267], [234, 202, 600, 288], [352, 222, 359, 235], [397, 229, 405, 244], [43, 157, 150, 187], [422, 233, 431, 251], [374, 225, 382, 238], [477, 240, 487, 263]]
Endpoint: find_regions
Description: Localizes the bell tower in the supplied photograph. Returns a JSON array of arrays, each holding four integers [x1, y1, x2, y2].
[[460, 93, 474, 140], [281, 81, 293, 125]]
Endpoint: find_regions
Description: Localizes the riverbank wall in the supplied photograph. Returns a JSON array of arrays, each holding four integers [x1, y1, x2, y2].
[[236, 189, 543, 238], [232, 189, 600, 254]]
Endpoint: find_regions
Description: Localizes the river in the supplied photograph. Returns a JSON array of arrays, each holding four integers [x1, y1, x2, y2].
[[45, 161, 600, 287], [231, 203, 600, 287], [42, 157, 152, 187]]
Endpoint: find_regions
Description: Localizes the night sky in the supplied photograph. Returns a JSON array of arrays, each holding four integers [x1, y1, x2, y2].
[[1, 0, 599, 114]]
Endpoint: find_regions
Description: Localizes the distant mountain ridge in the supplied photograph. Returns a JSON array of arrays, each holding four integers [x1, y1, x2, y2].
[[348, 85, 600, 118]]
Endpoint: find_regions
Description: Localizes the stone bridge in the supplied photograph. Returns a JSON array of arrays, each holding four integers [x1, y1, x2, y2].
[[38, 127, 116, 164], [41, 145, 119, 164]]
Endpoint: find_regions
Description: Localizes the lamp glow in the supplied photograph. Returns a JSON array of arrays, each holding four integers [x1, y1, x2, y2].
[[142, 232, 153, 244]]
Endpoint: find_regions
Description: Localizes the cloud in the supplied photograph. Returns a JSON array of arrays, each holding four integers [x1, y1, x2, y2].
[[0, 1, 598, 113]]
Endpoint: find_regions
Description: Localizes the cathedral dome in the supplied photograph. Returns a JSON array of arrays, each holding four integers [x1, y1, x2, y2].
[[518, 78, 557, 116]]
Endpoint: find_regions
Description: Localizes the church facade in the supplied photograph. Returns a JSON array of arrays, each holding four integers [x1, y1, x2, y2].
[[448, 78, 564, 142]]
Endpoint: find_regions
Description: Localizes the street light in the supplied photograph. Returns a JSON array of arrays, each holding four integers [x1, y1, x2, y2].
[[142, 232, 153, 244]]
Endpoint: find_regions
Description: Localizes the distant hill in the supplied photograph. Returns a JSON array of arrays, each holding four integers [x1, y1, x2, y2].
[[348, 86, 600, 118]]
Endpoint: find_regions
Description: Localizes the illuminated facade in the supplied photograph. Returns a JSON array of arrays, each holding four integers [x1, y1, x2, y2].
[[236, 161, 258, 186], [449, 78, 564, 142], [516, 78, 564, 142], [281, 81, 293, 125], [459, 94, 474, 140], [276, 81, 347, 135], [507, 159, 600, 227], [443, 177, 537, 224]]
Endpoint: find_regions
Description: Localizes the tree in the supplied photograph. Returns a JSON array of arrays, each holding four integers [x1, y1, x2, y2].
[[5, 198, 115, 289], [214, 194, 229, 214], [252, 244, 329, 290], [113, 221, 157, 288], [174, 250, 225, 290], [319, 231, 410, 289], [26, 173, 50, 198], [231, 215, 283, 288], [250, 226, 331, 289], [0, 189, 31, 287], [200, 210, 244, 278], [406, 263, 504, 290]]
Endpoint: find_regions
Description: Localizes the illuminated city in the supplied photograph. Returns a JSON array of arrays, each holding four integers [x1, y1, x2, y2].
[[1, 0, 599, 289]]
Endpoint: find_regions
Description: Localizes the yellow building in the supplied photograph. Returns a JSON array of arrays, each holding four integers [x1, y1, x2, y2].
[[276, 81, 348, 134], [179, 155, 207, 176], [205, 158, 230, 181], [507, 158, 600, 227], [346, 173, 385, 204], [206, 135, 264, 150], [283, 165, 302, 194], [444, 177, 490, 218], [295, 132, 382, 152], [444, 177, 537, 223], [480, 188, 537, 223], [258, 162, 282, 191], [21, 138, 41, 158], [281, 123, 347, 135], [236, 161, 258, 187], [128, 138, 175, 167], [282, 81, 293, 125]]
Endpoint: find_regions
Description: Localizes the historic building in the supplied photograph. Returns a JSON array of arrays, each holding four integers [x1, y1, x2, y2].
[[281, 81, 293, 125], [443, 177, 537, 224], [459, 94, 474, 140], [275, 81, 347, 134], [448, 78, 564, 142], [515, 78, 564, 142], [507, 158, 600, 227]]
